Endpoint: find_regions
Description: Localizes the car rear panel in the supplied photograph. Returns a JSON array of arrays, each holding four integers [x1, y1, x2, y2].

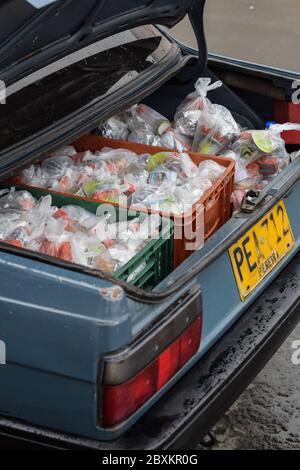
[[1, 248, 300, 449], [1, 152, 300, 440]]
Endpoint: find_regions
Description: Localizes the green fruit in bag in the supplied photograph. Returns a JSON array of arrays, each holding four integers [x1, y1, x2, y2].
[[83, 180, 102, 198], [147, 152, 169, 172]]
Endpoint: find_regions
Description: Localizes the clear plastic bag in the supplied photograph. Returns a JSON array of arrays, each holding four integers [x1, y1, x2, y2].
[[126, 104, 171, 136], [54, 205, 106, 233], [99, 113, 130, 141], [231, 190, 245, 212], [100, 148, 138, 174], [175, 182, 204, 208], [123, 170, 149, 194], [198, 160, 226, 183], [41, 156, 74, 178], [0, 215, 29, 244], [230, 123, 300, 169], [160, 128, 191, 152], [192, 102, 240, 155], [50, 146, 77, 158], [22, 165, 50, 188], [132, 181, 198, 215], [174, 78, 223, 139], [147, 152, 197, 186], [39, 237, 74, 262], [131, 182, 181, 213], [83, 181, 127, 204], [0, 188, 36, 214], [128, 129, 162, 147], [48, 168, 82, 194], [0, 190, 162, 274], [235, 162, 261, 192]]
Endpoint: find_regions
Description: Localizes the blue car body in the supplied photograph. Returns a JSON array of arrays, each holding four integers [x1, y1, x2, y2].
[[0, 0, 299, 447]]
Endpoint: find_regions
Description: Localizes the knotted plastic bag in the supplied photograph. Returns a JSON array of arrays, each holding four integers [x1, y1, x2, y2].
[[174, 78, 223, 139]]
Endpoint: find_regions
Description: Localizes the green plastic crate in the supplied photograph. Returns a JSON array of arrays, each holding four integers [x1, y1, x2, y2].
[[2, 186, 174, 290]]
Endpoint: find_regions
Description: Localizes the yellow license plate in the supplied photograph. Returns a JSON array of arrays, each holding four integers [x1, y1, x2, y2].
[[229, 201, 295, 301]]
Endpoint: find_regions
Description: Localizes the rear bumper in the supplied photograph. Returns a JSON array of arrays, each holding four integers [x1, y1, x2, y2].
[[1, 252, 300, 450]]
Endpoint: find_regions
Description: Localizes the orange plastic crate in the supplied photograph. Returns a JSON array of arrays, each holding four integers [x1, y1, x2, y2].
[[73, 136, 235, 267], [9, 135, 234, 268]]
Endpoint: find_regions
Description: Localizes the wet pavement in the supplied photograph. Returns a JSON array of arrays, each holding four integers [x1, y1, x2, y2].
[[198, 325, 300, 450]]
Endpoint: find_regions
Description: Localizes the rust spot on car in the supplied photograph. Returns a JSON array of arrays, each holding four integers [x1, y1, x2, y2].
[[99, 286, 124, 302]]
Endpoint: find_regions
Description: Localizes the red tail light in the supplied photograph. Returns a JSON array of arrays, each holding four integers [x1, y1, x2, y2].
[[102, 316, 202, 428]]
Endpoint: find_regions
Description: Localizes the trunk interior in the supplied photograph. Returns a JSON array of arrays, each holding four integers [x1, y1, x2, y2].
[[0, 63, 298, 294]]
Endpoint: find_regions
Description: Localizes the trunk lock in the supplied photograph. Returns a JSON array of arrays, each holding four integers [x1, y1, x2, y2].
[[240, 189, 263, 213]]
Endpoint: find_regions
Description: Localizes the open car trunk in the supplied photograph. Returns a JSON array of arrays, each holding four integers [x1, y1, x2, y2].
[[0, 53, 299, 301]]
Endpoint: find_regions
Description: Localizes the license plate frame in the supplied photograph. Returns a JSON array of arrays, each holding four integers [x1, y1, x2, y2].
[[229, 200, 295, 301]]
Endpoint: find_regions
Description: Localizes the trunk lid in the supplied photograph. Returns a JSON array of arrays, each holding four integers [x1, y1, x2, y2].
[[0, 0, 200, 85]]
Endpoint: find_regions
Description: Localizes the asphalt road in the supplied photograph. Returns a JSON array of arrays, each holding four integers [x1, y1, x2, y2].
[[172, 0, 300, 72], [198, 325, 300, 450]]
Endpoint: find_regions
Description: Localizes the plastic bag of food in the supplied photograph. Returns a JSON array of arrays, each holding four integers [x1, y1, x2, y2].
[[148, 152, 198, 186], [256, 155, 280, 179], [53, 205, 105, 234], [175, 181, 204, 208], [235, 162, 261, 192], [41, 156, 74, 178], [0, 188, 36, 214], [123, 170, 149, 194], [230, 123, 300, 169], [98, 148, 138, 174], [192, 102, 240, 155], [151, 183, 183, 213], [0, 194, 53, 247], [148, 163, 179, 186], [21, 165, 50, 188], [130, 184, 159, 208], [50, 146, 77, 158], [131, 182, 181, 213], [231, 190, 245, 212], [128, 129, 162, 147], [39, 238, 74, 262], [83, 181, 128, 204], [174, 78, 223, 139], [191, 174, 213, 195], [37, 156, 82, 193], [0, 216, 29, 244], [126, 104, 171, 136], [198, 160, 226, 183], [160, 128, 191, 152], [99, 114, 130, 141], [95, 249, 118, 273], [68, 233, 116, 272], [107, 219, 153, 267]]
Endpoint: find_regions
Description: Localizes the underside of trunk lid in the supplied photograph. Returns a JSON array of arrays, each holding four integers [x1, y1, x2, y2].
[[0, 0, 203, 85]]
